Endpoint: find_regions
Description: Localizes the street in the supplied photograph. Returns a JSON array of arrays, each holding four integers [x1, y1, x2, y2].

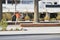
[[0, 35, 60, 40]]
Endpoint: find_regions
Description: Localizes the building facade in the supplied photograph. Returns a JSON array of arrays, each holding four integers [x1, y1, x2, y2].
[[2, 0, 60, 12], [2, 0, 60, 22]]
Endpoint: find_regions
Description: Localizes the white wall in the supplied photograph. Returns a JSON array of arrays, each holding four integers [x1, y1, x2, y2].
[[2, 0, 60, 13], [2, 4, 34, 12]]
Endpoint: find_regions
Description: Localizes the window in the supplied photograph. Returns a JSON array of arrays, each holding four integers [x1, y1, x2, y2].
[[54, 2, 57, 5], [46, 2, 52, 5], [43, 2, 45, 4], [39, 13, 46, 21], [40, 13, 46, 18], [43, 2, 52, 5], [2, 0, 5, 4], [22, 13, 34, 21], [50, 13, 57, 18], [46, 5, 60, 8], [22, 0, 33, 4], [8, 0, 14, 4], [8, 0, 20, 4]]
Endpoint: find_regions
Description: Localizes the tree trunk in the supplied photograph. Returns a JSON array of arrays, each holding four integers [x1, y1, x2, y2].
[[0, 0, 2, 21], [34, 0, 39, 23]]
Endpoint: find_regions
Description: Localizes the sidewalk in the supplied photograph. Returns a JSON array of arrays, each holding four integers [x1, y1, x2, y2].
[[0, 25, 60, 35]]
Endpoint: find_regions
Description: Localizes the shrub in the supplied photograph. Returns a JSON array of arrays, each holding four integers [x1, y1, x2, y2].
[[2, 13, 6, 19], [50, 18, 56, 22], [44, 13, 50, 20], [24, 14, 30, 21], [56, 13, 60, 20], [15, 28, 19, 31], [0, 18, 8, 31], [10, 28, 13, 31], [39, 18, 44, 21], [5, 12, 12, 21]]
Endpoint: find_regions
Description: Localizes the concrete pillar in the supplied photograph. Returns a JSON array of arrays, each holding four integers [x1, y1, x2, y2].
[[0, 0, 2, 21], [34, 0, 39, 23]]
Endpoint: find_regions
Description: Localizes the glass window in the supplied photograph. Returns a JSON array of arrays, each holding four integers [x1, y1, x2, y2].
[[50, 13, 57, 18], [8, 0, 15, 4], [43, 2, 52, 5], [47, 2, 52, 5], [22, 13, 34, 21], [39, 13, 46, 21], [8, 0, 20, 4], [46, 5, 60, 8], [54, 2, 57, 5], [2, 0, 5, 4], [40, 13, 46, 18], [43, 2, 45, 4], [22, 0, 33, 4]]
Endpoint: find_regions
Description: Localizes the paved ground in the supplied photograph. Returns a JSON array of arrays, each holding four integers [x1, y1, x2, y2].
[[0, 35, 60, 40], [7, 25, 60, 33], [0, 25, 60, 40], [7, 25, 21, 30], [0, 25, 60, 35]]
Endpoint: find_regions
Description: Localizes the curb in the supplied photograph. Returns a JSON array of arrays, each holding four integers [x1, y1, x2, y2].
[[0, 33, 60, 36]]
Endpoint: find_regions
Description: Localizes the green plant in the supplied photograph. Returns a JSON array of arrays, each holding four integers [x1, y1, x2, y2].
[[0, 18, 8, 31], [39, 18, 44, 21], [44, 13, 50, 20], [2, 13, 6, 19], [50, 18, 56, 20], [15, 28, 19, 31], [50, 18, 56, 22], [10, 28, 13, 31], [25, 14, 30, 20], [5, 12, 12, 21], [56, 13, 60, 20]]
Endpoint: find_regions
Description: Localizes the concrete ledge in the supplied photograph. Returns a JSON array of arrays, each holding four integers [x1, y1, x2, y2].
[[20, 23, 60, 27]]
